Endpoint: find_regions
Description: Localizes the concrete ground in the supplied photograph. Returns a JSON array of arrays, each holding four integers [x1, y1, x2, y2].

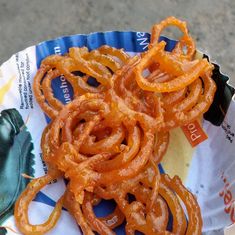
[[0, 0, 234, 84]]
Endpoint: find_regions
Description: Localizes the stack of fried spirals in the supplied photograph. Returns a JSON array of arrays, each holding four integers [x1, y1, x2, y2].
[[14, 17, 216, 235]]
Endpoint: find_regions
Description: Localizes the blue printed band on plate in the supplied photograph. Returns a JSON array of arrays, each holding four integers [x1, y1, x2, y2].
[[36, 31, 177, 67]]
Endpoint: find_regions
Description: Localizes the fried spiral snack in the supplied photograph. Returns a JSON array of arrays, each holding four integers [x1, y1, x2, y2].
[[14, 17, 216, 234]]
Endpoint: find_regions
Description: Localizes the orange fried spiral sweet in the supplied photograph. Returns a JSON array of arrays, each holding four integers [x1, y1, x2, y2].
[[14, 16, 216, 235]]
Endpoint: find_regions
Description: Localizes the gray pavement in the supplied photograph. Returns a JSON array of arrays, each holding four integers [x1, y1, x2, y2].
[[0, 0, 234, 84]]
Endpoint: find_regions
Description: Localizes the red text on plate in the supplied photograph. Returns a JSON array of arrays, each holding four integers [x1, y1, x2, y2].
[[219, 172, 235, 223]]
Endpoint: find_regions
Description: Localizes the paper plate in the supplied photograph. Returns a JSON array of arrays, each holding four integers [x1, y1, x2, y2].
[[0, 31, 234, 235]]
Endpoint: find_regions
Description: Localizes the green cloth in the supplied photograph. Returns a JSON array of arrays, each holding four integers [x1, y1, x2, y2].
[[0, 109, 35, 225]]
